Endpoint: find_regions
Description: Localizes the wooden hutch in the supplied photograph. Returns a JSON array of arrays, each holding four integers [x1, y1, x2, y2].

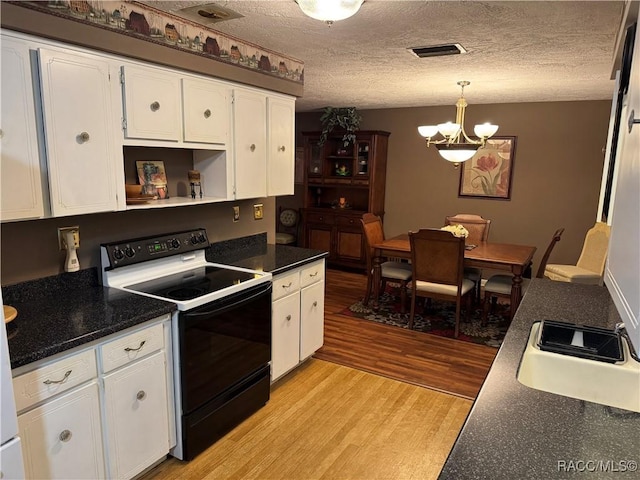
[[301, 130, 390, 270]]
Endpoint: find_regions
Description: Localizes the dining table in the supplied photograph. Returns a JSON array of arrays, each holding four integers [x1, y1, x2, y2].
[[371, 234, 537, 319]]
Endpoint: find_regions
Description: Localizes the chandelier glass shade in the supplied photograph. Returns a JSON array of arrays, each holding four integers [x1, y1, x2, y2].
[[418, 81, 499, 164], [297, 0, 364, 24]]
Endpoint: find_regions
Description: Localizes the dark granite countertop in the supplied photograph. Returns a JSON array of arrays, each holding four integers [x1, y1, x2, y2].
[[3, 268, 176, 370], [207, 239, 328, 276], [439, 279, 640, 479]]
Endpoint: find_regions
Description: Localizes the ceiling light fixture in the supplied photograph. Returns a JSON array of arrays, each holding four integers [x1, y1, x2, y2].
[[297, 0, 364, 25], [418, 81, 499, 166]]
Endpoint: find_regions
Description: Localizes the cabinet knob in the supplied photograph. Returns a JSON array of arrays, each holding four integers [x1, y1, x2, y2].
[[278, 145, 286, 152], [59, 429, 72, 442], [313, 301, 318, 307], [204, 109, 212, 119], [136, 390, 146, 401], [77, 131, 90, 143], [0, 128, 3, 139], [250, 144, 256, 152], [150, 101, 160, 112], [43, 370, 72, 385], [124, 340, 146, 352], [629, 109, 640, 133], [286, 315, 291, 321]]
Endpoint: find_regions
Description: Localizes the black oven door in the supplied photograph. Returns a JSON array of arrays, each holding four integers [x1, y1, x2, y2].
[[178, 282, 272, 415]]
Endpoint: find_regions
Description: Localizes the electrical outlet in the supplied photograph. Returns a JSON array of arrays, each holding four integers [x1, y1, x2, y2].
[[58, 226, 80, 250], [253, 204, 264, 220], [233, 206, 240, 222]]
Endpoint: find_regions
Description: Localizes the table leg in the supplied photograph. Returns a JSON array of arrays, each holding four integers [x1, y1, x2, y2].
[[510, 267, 524, 319], [372, 251, 382, 310]]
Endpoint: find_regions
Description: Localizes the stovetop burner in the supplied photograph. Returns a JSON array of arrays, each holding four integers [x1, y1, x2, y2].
[[124, 265, 258, 302]]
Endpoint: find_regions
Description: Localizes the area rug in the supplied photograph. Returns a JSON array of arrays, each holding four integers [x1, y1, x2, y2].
[[341, 286, 511, 348]]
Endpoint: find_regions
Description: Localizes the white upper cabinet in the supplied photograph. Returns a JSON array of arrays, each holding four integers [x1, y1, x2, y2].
[[38, 47, 120, 217], [121, 65, 182, 142], [182, 77, 230, 145], [267, 95, 296, 196], [233, 88, 267, 199], [1, 36, 46, 221]]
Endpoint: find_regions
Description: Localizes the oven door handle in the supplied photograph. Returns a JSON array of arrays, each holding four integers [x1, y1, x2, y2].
[[182, 282, 271, 317]]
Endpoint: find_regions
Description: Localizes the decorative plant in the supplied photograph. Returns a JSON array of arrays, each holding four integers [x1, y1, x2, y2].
[[318, 106, 362, 147]]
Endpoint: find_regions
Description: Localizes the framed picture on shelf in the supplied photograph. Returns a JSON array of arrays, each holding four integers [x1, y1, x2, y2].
[[136, 160, 169, 198], [459, 136, 517, 200]]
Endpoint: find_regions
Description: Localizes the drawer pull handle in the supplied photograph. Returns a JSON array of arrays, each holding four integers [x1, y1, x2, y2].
[[286, 315, 291, 321], [77, 131, 90, 143], [309, 271, 319, 277], [313, 301, 318, 307], [204, 108, 212, 118], [150, 101, 160, 112], [59, 429, 72, 442], [282, 282, 293, 289], [43, 370, 72, 385], [278, 145, 286, 152], [250, 143, 256, 152], [124, 340, 146, 352], [136, 390, 146, 401]]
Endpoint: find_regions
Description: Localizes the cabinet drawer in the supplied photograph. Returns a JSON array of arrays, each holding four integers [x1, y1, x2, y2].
[[306, 212, 334, 225], [300, 260, 325, 288], [100, 323, 164, 374], [13, 349, 97, 413], [272, 270, 300, 301], [335, 215, 360, 228]]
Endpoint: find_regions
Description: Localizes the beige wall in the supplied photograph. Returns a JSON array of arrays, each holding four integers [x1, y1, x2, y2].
[[296, 100, 612, 275], [1, 198, 275, 286]]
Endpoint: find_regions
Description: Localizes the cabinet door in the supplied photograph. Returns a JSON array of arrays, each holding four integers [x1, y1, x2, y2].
[[121, 65, 181, 141], [300, 281, 325, 359], [233, 89, 267, 199], [306, 224, 333, 256], [271, 292, 301, 381], [1, 36, 45, 221], [38, 48, 118, 216], [267, 96, 295, 196], [18, 382, 105, 480], [103, 350, 169, 480], [182, 77, 230, 145], [335, 227, 364, 263]]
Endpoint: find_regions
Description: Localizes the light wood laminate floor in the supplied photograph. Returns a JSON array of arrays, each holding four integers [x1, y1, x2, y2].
[[141, 359, 471, 480]]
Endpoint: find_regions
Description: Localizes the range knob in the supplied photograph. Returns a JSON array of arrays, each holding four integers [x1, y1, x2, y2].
[[190, 235, 199, 245], [125, 246, 136, 258], [197, 233, 206, 244], [113, 247, 124, 260], [171, 238, 181, 249]]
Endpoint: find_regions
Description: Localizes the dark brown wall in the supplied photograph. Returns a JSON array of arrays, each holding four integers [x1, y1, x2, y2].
[[1, 198, 275, 286], [296, 100, 612, 275]]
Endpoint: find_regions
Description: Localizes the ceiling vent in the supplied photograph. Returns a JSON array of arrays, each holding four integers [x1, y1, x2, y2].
[[409, 43, 467, 58]]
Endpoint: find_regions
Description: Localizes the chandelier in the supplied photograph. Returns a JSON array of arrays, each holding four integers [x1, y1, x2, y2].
[[418, 81, 498, 165], [297, 0, 364, 25]]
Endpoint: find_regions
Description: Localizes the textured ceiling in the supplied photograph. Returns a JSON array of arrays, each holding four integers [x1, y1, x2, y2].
[[139, 1, 626, 112]]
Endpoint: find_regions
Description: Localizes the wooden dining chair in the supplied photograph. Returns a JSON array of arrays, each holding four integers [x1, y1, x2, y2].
[[444, 213, 491, 303], [482, 227, 564, 324], [408, 228, 475, 338], [361, 213, 412, 312], [544, 222, 610, 285]]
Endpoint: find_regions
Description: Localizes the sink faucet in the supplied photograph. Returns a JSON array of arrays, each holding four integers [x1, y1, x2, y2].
[[615, 323, 640, 362]]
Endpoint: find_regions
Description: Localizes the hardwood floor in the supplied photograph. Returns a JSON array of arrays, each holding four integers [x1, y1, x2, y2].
[[317, 268, 497, 399], [141, 360, 471, 480], [141, 267, 497, 479]]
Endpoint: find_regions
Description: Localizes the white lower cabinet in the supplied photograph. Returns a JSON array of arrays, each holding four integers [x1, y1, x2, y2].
[[18, 382, 105, 480], [13, 316, 173, 480], [271, 260, 325, 382], [102, 351, 169, 480]]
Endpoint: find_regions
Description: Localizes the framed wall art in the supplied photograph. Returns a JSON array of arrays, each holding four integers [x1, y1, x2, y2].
[[459, 136, 517, 200]]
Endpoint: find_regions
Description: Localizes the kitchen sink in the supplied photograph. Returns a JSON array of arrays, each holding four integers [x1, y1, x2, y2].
[[517, 321, 640, 413]]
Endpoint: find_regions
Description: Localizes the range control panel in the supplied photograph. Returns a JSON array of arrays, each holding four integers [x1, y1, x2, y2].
[[101, 228, 210, 269]]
